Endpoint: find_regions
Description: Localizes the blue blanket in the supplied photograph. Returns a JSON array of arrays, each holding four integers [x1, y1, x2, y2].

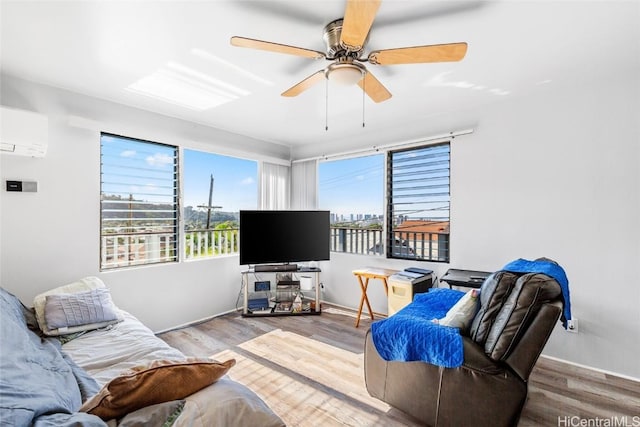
[[0, 288, 106, 427], [370, 288, 465, 368], [502, 258, 572, 328]]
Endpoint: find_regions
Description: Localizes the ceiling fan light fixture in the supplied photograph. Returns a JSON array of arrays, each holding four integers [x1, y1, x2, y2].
[[231, 0, 467, 103], [325, 62, 365, 86]]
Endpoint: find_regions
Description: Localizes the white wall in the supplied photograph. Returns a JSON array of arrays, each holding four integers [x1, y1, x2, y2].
[[0, 75, 288, 331], [2, 71, 639, 379], [321, 72, 640, 379]]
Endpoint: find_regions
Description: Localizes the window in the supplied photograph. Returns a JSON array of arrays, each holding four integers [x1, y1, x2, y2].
[[100, 134, 178, 270], [183, 149, 257, 259], [387, 143, 450, 262], [318, 143, 451, 261], [318, 154, 384, 255]]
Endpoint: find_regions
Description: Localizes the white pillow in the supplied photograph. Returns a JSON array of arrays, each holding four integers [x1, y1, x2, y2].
[[435, 289, 480, 330], [44, 288, 119, 329], [34, 277, 123, 336]]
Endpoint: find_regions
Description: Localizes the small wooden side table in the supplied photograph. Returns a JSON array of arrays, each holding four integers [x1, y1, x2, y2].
[[352, 267, 399, 327]]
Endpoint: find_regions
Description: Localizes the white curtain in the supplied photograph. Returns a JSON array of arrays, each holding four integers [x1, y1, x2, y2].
[[291, 159, 318, 210], [259, 161, 291, 210]]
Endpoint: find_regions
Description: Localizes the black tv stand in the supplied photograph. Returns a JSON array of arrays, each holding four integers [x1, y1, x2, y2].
[[254, 263, 298, 272]]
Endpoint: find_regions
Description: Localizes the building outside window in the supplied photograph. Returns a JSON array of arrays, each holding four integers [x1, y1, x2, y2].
[[100, 133, 178, 270]]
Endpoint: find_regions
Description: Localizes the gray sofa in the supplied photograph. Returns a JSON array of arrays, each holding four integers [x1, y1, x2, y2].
[[364, 270, 563, 427], [0, 284, 284, 427]]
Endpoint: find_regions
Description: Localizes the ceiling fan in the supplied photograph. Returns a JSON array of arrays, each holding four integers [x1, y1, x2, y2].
[[230, 0, 468, 103]]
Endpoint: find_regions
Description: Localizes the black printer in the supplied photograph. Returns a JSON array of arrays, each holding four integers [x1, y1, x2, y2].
[[440, 268, 492, 289]]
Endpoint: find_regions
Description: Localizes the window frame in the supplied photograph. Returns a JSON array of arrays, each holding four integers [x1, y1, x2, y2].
[[99, 132, 179, 270], [386, 142, 451, 263]]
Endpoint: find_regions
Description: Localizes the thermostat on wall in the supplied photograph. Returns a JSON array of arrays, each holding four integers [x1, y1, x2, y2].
[[6, 180, 38, 192]]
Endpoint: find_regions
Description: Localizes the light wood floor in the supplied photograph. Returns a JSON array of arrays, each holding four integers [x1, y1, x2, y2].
[[158, 305, 640, 427]]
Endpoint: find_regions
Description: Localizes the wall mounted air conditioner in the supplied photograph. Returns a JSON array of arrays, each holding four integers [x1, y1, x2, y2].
[[0, 106, 48, 157]]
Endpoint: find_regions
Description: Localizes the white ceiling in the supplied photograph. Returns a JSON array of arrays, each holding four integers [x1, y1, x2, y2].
[[1, 1, 638, 153]]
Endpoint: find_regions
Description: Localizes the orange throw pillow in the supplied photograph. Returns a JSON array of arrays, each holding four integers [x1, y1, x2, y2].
[[80, 358, 236, 420]]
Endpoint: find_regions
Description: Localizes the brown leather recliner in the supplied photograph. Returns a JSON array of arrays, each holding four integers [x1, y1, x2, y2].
[[364, 271, 563, 427]]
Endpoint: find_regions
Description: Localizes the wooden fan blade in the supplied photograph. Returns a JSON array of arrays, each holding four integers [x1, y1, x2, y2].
[[231, 36, 325, 59], [368, 42, 468, 65], [282, 71, 326, 97], [357, 71, 392, 103], [340, 0, 381, 51]]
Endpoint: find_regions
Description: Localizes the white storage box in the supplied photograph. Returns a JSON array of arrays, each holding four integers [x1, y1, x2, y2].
[[388, 270, 433, 316]]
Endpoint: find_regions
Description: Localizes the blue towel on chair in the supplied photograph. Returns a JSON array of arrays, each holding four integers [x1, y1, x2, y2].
[[502, 258, 572, 328], [370, 288, 465, 368]]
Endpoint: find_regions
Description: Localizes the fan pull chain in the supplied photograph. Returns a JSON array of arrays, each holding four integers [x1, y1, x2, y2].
[[362, 75, 366, 128], [325, 78, 329, 131]]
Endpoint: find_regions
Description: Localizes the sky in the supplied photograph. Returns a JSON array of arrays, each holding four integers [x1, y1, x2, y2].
[[318, 154, 384, 217], [183, 148, 257, 211], [101, 134, 177, 204], [102, 134, 384, 217], [185, 150, 385, 217], [101, 135, 257, 212]]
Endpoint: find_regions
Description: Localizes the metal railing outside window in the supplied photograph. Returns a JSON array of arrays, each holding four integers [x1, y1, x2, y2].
[[184, 227, 238, 259], [330, 226, 384, 256]]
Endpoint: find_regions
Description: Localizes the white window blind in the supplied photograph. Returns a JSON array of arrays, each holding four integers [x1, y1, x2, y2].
[[387, 142, 450, 262], [100, 133, 179, 269]]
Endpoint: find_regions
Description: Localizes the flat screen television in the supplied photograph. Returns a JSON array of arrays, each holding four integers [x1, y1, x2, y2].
[[239, 210, 330, 267]]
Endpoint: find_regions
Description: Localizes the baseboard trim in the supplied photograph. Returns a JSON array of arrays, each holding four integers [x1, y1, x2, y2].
[[154, 307, 239, 335], [321, 300, 387, 319], [539, 354, 640, 383], [154, 298, 344, 335]]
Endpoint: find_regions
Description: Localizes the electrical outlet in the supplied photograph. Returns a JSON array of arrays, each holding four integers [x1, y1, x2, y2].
[[567, 318, 579, 333]]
